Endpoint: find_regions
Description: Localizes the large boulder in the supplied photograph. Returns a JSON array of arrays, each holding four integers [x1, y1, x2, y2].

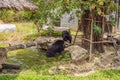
[[0, 24, 16, 32], [65, 45, 88, 61]]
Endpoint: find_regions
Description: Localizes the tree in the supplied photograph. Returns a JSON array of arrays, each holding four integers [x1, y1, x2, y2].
[[31, 0, 116, 52], [80, 0, 116, 53], [30, 0, 59, 36]]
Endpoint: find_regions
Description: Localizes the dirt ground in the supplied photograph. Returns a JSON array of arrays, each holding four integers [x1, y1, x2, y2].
[[49, 47, 120, 76]]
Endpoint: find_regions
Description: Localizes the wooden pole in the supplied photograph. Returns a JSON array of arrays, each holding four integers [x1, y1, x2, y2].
[[89, 14, 93, 62], [35, 21, 41, 37], [115, 0, 119, 32], [73, 19, 81, 44]]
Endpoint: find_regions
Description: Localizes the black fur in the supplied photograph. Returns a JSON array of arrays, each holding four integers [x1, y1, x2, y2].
[[62, 30, 72, 43], [46, 40, 64, 57]]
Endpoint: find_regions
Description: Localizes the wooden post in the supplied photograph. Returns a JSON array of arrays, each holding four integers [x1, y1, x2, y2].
[[89, 15, 93, 61], [115, 0, 119, 32], [73, 19, 81, 44], [35, 21, 41, 37]]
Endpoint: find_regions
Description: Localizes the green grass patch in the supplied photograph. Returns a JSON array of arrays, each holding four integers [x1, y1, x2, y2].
[[0, 69, 120, 80], [7, 49, 71, 75], [40, 30, 62, 36]]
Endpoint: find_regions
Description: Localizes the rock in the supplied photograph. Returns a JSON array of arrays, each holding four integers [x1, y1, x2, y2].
[[0, 24, 16, 32], [54, 27, 70, 32], [65, 45, 88, 61]]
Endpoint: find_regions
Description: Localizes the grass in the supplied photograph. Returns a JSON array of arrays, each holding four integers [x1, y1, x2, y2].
[[0, 69, 120, 80], [0, 22, 120, 80], [0, 22, 37, 47], [6, 49, 71, 75], [0, 22, 81, 44]]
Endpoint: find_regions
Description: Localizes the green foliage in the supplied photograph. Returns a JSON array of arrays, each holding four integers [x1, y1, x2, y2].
[[40, 29, 62, 36], [46, 27, 54, 36], [29, 0, 116, 31], [111, 19, 116, 26], [13, 11, 32, 21], [45, 27, 62, 36], [93, 23, 101, 35], [0, 10, 14, 22], [0, 1, 116, 31], [118, 6, 120, 17], [0, 10, 33, 22], [31, 0, 55, 26], [52, 31, 62, 36]]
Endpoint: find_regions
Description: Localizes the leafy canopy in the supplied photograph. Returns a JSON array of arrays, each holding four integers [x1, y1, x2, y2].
[[31, 0, 116, 26]]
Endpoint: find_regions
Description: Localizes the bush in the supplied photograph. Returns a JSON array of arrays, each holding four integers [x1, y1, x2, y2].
[[40, 29, 62, 37], [0, 10, 32, 22]]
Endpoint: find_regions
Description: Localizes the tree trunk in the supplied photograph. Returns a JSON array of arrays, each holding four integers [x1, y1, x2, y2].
[[81, 10, 105, 53]]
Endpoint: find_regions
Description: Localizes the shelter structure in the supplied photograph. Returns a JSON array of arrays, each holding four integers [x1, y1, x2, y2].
[[0, 0, 38, 11]]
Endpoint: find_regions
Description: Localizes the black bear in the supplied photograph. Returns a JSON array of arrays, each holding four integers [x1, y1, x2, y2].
[[46, 40, 64, 57], [62, 30, 72, 43]]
